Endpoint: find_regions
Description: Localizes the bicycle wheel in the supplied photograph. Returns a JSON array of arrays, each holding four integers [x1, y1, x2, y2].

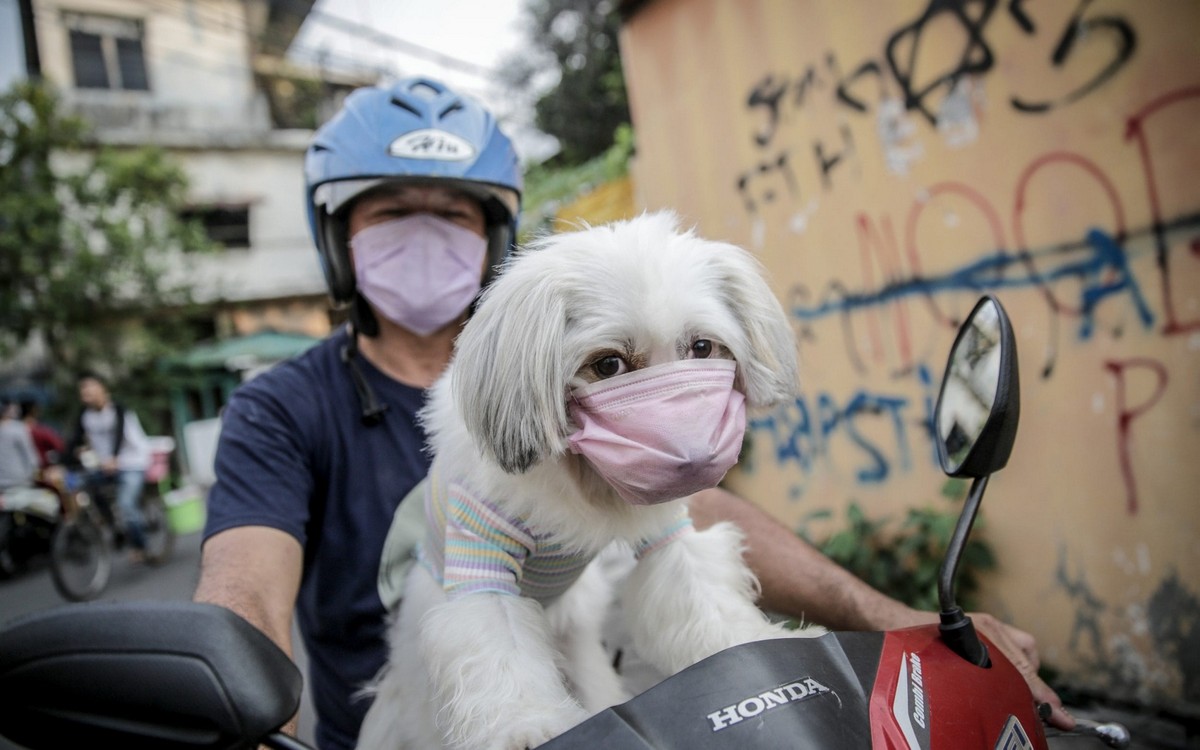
[[140, 493, 175, 565], [50, 506, 112, 601]]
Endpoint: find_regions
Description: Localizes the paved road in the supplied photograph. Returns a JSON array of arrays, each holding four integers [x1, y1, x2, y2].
[[0, 530, 204, 624], [0, 529, 317, 748]]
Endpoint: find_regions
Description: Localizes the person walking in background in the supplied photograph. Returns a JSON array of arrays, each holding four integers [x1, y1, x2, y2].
[[69, 372, 152, 563], [0, 401, 42, 495], [20, 399, 65, 472], [0, 400, 63, 575], [16, 399, 68, 499]]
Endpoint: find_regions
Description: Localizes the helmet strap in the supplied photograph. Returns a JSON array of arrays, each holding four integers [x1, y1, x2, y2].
[[340, 325, 387, 427], [350, 292, 380, 338], [320, 210, 356, 305], [482, 221, 514, 291]]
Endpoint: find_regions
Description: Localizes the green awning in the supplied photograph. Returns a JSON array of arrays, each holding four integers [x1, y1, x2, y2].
[[166, 330, 321, 371]]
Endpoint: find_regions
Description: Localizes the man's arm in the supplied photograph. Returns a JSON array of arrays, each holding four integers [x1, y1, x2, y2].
[[194, 526, 303, 650], [194, 526, 304, 733], [689, 487, 1075, 730]]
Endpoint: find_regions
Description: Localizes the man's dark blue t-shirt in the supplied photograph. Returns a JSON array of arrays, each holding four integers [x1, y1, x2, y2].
[[203, 328, 430, 750]]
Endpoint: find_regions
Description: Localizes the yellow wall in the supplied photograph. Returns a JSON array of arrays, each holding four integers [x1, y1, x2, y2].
[[620, 0, 1199, 707], [554, 175, 637, 231], [224, 299, 332, 339]]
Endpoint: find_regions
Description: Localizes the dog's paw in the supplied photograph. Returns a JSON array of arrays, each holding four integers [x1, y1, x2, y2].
[[573, 677, 630, 715], [783, 622, 828, 637], [739, 619, 827, 645], [490, 706, 589, 750]]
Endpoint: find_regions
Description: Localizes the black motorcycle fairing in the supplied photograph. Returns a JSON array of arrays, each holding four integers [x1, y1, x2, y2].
[[0, 600, 302, 750], [541, 631, 884, 749]]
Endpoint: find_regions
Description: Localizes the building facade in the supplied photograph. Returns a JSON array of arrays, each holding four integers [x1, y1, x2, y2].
[[29, 0, 353, 341], [9, 0, 375, 470]]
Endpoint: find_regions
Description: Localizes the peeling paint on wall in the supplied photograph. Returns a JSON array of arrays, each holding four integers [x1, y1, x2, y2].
[[1148, 571, 1200, 704], [937, 77, 983, 148], [878, 96, 925, 175]]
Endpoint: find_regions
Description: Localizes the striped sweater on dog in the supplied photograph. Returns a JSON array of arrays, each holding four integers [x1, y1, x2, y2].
[[416, 459, 693, 604]]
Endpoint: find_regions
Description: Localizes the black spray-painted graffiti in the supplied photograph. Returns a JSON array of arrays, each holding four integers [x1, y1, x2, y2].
[[1147, 571, 1200, 704], [737, 0, 1137, 213], [1008, 0, 1136, 113], [1057, 550, 1200, 706], [1055, 547, 1108, 660]]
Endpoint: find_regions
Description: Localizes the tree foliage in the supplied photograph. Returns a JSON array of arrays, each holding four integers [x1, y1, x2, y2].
[[0, 81, 213, 427], [518, 123, 634, 241], [799, 479, 996, 612], [501, 0, 630, 166]]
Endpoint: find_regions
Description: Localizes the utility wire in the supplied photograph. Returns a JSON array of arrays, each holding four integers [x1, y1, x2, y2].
[[55, 0, 500, 84], [302, 7, 498, 80], [39, 0, 533, 133]]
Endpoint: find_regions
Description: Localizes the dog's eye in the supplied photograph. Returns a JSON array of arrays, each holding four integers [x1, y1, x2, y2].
[[592, 355, 627, 379], [691, 339, 714, 359]]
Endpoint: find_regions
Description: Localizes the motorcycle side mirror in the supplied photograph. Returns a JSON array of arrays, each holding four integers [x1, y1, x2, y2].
[[932, 295, 1020, 667], [0, 601, 305, 750], [934, 295, 1020, 478]]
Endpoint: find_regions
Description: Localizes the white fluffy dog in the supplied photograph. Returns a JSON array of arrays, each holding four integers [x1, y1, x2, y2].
[[358, 212, 823, 750]]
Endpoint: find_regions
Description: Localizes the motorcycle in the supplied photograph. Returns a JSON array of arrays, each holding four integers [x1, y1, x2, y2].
[[48, 449, 177, 602], [0, 295, 1132, 749], [0, 483, 61, 579]]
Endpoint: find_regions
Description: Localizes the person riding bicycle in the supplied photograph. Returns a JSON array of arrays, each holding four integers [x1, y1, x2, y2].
[[68, 371, 152, 563]]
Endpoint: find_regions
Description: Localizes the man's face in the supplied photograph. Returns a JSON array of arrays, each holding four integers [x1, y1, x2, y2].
[[347, 185, 487, 240], [78, 378, 109, 410]]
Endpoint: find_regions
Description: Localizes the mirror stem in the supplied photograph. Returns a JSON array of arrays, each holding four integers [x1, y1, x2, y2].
[[938, 475, 987, 613], [938, 475, 991, 667]]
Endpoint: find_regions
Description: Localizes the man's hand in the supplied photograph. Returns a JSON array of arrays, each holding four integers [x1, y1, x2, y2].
[[969, 612, 1075, 730]]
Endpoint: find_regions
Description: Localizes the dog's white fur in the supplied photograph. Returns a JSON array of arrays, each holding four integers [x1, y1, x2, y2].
[[357, 212, 823, 750]]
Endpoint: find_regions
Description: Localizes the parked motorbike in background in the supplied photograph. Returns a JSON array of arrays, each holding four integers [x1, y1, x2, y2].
[[0, 483, 61, 579], [0, 296, 1133, 749]]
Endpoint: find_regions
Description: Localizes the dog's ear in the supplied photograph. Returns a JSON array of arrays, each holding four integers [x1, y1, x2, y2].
[[711, 244, 800, 407], [451, 256, 568, 474]]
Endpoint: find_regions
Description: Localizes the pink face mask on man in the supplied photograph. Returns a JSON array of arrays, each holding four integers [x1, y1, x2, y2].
[[566, 359, 747, 506], [350, 213, 487, 336]]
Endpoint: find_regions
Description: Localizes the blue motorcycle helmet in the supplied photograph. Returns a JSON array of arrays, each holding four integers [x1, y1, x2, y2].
[[305, 77, 522, 325]]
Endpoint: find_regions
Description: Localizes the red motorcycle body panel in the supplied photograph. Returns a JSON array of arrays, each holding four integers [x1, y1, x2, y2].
[[870, 625, 1048, 750]]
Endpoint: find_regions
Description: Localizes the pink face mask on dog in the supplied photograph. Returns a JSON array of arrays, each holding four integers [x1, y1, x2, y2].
[[566, 359, 747, 506]]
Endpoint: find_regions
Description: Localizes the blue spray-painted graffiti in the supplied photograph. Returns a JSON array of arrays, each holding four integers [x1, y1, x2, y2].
[[787, 226, 1159, 340], [748, 365, 939, 493]]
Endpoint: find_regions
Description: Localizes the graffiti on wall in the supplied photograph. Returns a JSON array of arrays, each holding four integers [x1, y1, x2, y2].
[[737, 0, 1139, 212], [733, 0, 1199, 520], [746, 84, 1199, 515], [1056, 550, 1200, 705], [746, 365, 935, 496]]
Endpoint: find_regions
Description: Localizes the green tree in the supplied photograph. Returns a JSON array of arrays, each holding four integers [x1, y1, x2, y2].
[[0, 81, 213, 429], [501, 0, 630, 166], [800, 479, 996, 612]]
